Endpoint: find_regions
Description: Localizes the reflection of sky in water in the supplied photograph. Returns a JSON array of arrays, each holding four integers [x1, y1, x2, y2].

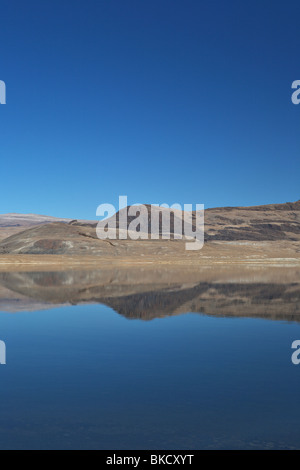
[[0, 304, 300, 449]]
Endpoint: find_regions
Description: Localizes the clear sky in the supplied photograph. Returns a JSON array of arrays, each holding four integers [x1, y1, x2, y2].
[[0, 0, 299, 219]]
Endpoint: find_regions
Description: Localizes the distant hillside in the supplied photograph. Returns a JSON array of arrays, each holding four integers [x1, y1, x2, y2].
[[0, 200, 299, 255], [204, 199, 300, 241], [113, 200, 300, 242], [0, 213, 95, 241]]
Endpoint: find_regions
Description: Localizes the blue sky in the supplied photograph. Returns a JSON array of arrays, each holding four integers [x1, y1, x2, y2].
[[0, 0, 299, 219]]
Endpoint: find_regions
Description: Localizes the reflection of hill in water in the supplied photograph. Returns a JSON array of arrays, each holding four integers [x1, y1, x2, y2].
[[0, 267, 299, 322]]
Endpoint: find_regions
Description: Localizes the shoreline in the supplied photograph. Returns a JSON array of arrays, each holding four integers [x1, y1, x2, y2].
[[0, 240, 299, 271], [0, 254, 299, 272]]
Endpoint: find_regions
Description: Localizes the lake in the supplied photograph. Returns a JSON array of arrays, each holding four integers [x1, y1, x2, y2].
[[0, 267, 299, 450]]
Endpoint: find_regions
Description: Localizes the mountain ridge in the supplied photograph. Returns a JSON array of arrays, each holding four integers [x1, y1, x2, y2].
[[0, 200, 299, 256]]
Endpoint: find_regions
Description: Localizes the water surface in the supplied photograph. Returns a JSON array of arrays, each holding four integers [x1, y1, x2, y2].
[[0, 267, 299, 450]]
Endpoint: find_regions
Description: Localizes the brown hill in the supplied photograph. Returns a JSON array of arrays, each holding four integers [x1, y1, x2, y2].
[[104, 200, 300, 241], [0, 213, 95, 241], [0, 200, 299, 256], [204, 200, 300, 241]]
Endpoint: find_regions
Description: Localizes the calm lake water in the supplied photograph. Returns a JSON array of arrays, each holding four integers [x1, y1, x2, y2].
[[0, 268, 299, 450]]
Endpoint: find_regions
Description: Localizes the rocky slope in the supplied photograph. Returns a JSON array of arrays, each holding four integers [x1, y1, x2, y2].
[[204, 200, 300, 241]]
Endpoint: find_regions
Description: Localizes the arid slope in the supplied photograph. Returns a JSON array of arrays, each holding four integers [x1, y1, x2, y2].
[[0, 201, 299, 263]]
